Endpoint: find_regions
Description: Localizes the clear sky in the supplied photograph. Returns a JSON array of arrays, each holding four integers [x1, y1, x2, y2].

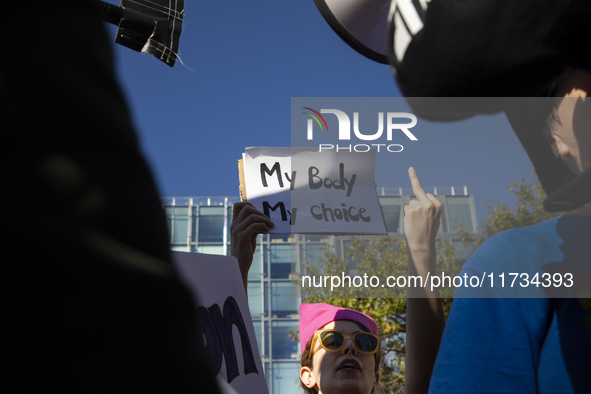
[[104, 0, 535, 223]]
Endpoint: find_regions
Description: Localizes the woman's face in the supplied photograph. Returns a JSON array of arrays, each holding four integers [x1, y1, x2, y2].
[[300, 320, 379, 394]]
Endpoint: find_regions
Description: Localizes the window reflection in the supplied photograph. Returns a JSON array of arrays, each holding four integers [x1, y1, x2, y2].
[[379, 196, 402, 233], [248, 283, 262, 316], [198, 206, 224, 243], [269, 244, 292, 279], [271, 282, 298, 317], [446, 196, 475, 232], [271, 361, 300, 394], [271, 321, 299, 359]]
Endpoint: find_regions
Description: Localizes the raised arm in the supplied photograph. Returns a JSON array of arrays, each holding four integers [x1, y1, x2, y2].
[[403, 167, 445, 394], [230, 202, 274, 296]]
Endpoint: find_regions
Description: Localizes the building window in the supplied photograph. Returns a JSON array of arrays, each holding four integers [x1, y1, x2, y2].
[[271, 321, 299, 359], [269, 244, 292, 279], [248, 282, 264, 316], [196, 244, 224, 255], [270, 361, 300, 394], [270, 282, 299, 317], [379, 196, 402, 233], [248, 247, 263, 280], [302, 243, 326, 272], [252, 321, 265, 357], [165, 206, 189, 244], [446, 196, 475, 232], [198, 206, 225, 243]]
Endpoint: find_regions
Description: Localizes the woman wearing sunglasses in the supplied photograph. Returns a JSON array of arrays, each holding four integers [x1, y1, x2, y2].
[[230, 168, 443, 394], [298, 302, 381, 394]]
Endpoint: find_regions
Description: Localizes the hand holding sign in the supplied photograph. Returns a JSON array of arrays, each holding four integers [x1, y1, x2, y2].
[[230, 202, 274, 293]]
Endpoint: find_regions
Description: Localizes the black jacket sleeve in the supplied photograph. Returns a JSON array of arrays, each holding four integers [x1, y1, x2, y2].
[[392, 0, 591, 99]]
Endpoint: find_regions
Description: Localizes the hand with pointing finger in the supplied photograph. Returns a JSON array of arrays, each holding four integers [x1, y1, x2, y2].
[[403, 167, 443, 258], [230, 202, 275, 295], [403, 167, 445, 394]]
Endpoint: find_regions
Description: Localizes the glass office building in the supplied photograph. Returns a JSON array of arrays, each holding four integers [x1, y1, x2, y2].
[[163, 189, 477, 394]]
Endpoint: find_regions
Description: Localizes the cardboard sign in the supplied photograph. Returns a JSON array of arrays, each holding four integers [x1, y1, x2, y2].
[[241, 147, 387, 235], [172, 252, 269, 394]]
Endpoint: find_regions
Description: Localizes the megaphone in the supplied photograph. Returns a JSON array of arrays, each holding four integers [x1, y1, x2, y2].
[[314, 0, 591, 212], [313, 0, 428, 66], [313, 0, 392, 64]]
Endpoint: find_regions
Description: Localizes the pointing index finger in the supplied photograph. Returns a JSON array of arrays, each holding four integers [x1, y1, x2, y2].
[[408, 167, 428, 200]]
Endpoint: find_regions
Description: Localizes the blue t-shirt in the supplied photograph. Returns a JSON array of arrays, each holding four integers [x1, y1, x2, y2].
[[429, 215, 591, 393]]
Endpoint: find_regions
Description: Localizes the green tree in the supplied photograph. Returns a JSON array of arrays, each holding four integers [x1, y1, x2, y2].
[[457, 175, 564, 248]]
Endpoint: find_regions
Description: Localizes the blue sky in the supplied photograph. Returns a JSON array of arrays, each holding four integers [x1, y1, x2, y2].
[[104, 0, 535, 223]]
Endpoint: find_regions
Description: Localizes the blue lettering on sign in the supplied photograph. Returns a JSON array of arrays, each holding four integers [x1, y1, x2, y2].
[[195, 296, 258, 383]]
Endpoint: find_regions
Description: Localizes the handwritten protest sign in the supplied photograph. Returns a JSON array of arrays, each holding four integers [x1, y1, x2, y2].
[[172, 252, 269, 394], [241, 147, 387, 235]]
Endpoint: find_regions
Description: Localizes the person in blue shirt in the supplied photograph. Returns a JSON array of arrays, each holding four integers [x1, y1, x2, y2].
[[425, 69, 591, 394], [403, 69, 591, 394]]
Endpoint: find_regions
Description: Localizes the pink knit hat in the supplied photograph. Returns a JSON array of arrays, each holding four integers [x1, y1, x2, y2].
[[299, 303, 379, 354]]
